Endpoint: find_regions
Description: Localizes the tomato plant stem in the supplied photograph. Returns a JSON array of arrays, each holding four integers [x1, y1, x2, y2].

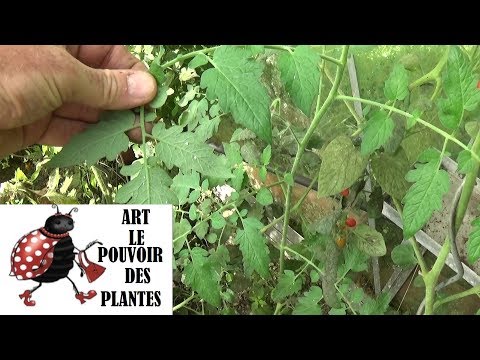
[[433, 285, 480, 310], [454, 128, 480, 231], [265, 45, 343, 66], [276, 46, 349, 310], [161, 46, 220, 69], [139, 106, 151, 204], [423, 238, 451, 314], [336, 95, 480, 163], [173, 292, 196, 312]]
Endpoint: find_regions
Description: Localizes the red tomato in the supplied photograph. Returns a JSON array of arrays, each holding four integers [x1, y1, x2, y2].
[[477, 80, 480, 89], [345, 217, 357, 228], [340, 188, 350, 197]]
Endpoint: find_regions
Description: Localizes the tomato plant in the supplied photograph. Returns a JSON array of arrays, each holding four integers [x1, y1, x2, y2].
[[3, 45, 480, 315]]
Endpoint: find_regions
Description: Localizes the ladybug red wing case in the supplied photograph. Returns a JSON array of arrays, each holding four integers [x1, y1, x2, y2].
[[10, 229, 65, 280]]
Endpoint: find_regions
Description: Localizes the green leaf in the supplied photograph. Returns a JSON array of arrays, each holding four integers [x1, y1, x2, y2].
[[328, 307, 347, 315], [271, 270, 302, 302], [351, 288, 365, 303], [153, 124, 232, 179], [467, 218, 480, 263], [171, 171, 200, 206], [195, 116, 221, 142], [402, 160, 450, 239], [292, 286, 323, 315], [48, 110, 135, 168], [278, 45, 320, 116], [465, 121, 480, 139], [343, 245, 369, 272], [417, 148, 442, 163], [211, 211, 227, 229], [184, 247, 221, 307], [367, 186, 384, 219], [231, 128, 257, 142], [223, 142, 243, 166], [206, 233, 218, 244], [384, 115, 406, 154], [384, 63, 409, 101], [261, 145, 272, 165], [438, 46, 480, 129], [231, 167, 245, 192], [235, 217, 270, 278], [194, 221, 209, 240], [256, 187, 273, 206], [200, 46, 272, 143], [179, 98, 208, 130], [391, 243, 417, 267], [188, 204, 197, 221], [317, 135, 368, 197], [284, 173, 294, 187], [352, 224, 387, 257], [310, 270, 320, 283], [361, 110, 395, 155], [188, 189, 201, 204], [457, 150, 476, 174], [371, 148, 411, 200], [174, 218, 191, 254], [115, 164, 178, 205], [149, 85, 169, 109], [188, 54, 208, 69]]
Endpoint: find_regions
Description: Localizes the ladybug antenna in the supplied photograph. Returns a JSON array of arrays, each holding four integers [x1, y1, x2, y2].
[[68, 207, 78, 215], [52, 204, 60, 214]]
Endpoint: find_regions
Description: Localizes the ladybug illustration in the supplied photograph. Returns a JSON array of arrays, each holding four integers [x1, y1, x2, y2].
[[10, 205, 105, 306]]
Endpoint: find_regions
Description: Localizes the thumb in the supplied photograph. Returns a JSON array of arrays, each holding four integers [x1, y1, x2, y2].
[[66, 65, 157, 110]]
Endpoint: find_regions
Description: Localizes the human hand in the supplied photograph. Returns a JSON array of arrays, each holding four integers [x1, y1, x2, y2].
[[0, 45, 157, 158]]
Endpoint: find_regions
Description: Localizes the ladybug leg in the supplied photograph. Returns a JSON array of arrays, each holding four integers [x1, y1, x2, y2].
[[19, 283, 41, 306], [66, 276, 97, 304]]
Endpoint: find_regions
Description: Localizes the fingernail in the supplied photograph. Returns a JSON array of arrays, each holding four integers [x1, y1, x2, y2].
[[127, 72, 156, 98]]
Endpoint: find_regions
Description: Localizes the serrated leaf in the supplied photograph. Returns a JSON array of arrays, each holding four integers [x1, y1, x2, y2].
[[271, 270, 302, 302], [402, 160, 450, 239], [195, 116, 221, 142], [184, 247, 221, 307], [343, 245, 369, 272], [438, 46, 480, 129], [211, 211, 227, 229], [384, 115, 406, 154], [48, 110, 135, 168], [361, 110, 395, 155], [417, 148, 442, 163], [371, 148, 411, 200], [153, 124, 232, 179], [261, 145, 272, 165], [278, 45, 320, 116], [256, 187, 273, 206], [231, 168, 245, 192], [188, 189, 201, 204], [352, 224, 387, 257], [194, 221, 209, 240], [317, 135, 368, 197], [384, 64, 409, 101], [173, 218, 191, 254], [457, 150, 476, 174], [179, 98, 208, 130], [149, 85, 169, 109], [115, 164, 178, 205], [231, 128, 257, 142], [235, 217, 270, 278], [171, 171, 200, 206], [351, 288, 365, 303], [465, 121, 480, 139], [328, 307, 347, 315], [223, 142, 243, 166], [188, 54, 208, 69], [467, 218, 480, 263], [292, 286, 323, 315], [391, 243, 417, 267], [200, 46, 272, 143]]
